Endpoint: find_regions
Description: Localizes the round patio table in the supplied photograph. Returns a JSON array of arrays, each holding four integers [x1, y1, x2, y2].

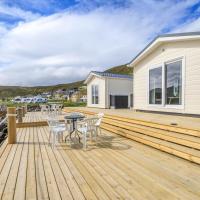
[[64, 113, 85, 143]]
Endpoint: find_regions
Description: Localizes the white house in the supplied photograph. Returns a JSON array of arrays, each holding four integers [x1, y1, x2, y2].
[[84, 71, 133, 109], [129, 32, 200, 115]]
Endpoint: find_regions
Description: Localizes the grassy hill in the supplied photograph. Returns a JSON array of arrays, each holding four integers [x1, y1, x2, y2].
[[104, 64, 132, 75], [0, 64, 132, 98]]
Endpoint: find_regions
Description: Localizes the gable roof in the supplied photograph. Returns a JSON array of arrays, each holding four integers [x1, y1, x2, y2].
[[128, 32, 200, 67], [84, 71, 132, 84]]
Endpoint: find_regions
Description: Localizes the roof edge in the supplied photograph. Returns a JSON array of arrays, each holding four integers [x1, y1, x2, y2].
[[128, 31, 200, 67]]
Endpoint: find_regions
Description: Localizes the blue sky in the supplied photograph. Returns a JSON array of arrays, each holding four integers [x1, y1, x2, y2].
[[0, 0, 200, 86]]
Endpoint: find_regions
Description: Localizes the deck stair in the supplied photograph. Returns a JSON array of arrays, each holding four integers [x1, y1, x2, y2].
[[64, 108, 200, 165]]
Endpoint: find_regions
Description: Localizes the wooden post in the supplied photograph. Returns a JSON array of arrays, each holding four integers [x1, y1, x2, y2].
[[22, 106, 25, 117], [17, 108, 23, 123], [25, 105, 27, 114], [7, 107, 16, 144]]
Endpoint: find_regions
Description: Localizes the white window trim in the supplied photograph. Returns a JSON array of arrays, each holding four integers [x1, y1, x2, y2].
[[147, 64, 163, 107], [147, 56, 185, 110], [91, 84, 99, 105]]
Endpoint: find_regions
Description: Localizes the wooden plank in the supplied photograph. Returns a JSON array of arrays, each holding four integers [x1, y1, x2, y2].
[[42, 127, 86, 200], [39, 127, 74, 200], [0, 129, 23, 198], [57, 142, 98, 199], [102, 118, 200, 150], [65, 150, 111, 200], [79, 149, 142, 200], [101, 124, 200, 165], [14, 128, 30, 200], [37, 127, 62, 200], [100, 143, 200, 200], [34, 126, 49, 200], [72, 150, 128, 199], [2, 128, 26, 200], [26, 127, 37, 200], [65, 108, 200, 137]]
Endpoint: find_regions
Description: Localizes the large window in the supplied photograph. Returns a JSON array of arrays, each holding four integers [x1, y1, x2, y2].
[[165, 61, 182, 105], [148, 59, 183, 107], [149, 67, 162, 104], [92, 85, 99, 104]]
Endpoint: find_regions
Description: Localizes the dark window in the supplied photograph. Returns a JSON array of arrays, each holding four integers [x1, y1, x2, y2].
[[92, 85, 99, 104], [165, 61, 182, 105], [149, 67, 162, 104]]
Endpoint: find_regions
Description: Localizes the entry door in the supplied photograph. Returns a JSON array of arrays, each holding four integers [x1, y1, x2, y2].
[[115, 96, 128, 108]]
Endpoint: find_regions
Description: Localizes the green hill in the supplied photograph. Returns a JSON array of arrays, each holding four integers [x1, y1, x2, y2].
[[104, 64, 132, 75], [0, 64, 132, 98]]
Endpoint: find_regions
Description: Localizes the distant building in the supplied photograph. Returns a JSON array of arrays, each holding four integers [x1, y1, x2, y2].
[[80, 95, 87, 103], [84, 71, 133, 109], [70, 91, 81, 103]]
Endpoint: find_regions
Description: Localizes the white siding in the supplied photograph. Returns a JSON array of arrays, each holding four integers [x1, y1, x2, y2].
[[107, 78, 133, 107], [134, 40, 200, 115], [87, 76, 106, 108]]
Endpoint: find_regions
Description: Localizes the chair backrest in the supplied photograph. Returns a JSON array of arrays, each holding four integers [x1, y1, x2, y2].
[[47, 119, 58, 127], [95, 113, 104, 126], [85, 117, 99, 131]]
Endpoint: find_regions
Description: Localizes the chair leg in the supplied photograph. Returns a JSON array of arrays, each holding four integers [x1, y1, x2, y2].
[[49, 131, 52, 144], [84, 134, 87, 150], [99, 127, 102, 135]]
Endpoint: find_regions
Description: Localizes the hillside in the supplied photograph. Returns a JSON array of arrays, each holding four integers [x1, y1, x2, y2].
[[0, 64, 131, 98], [104, 64, 132, 75]]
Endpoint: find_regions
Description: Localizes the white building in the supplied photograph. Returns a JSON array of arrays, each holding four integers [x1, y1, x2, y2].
[[129, 32, 200, 115], [84, 71, 133, 109]]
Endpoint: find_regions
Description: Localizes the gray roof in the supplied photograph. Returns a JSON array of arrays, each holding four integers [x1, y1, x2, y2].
[[128, 32, 200, 65], [91, 71, 132, 79]]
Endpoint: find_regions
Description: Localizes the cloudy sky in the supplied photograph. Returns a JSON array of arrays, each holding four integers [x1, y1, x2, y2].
[[0, 0, 200, 86]]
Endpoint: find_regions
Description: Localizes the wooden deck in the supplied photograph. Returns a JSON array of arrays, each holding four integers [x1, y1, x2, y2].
[[0, 113, 200, 199]]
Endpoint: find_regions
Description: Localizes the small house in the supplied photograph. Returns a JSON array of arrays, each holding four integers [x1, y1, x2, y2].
[[84, 71, 133, 109]]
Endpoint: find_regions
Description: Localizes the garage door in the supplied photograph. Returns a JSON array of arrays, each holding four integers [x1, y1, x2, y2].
[[115, 96, 128, 108]]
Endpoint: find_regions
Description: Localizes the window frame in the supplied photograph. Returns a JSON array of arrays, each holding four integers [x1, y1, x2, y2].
[[91, 84, 99, 104], [148, 65, 163, 105], [147, 56, 185, 110]]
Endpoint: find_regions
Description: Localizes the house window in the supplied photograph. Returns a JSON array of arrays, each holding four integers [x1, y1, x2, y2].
[[148, 59, 183, 107], [149, 67, 162, 104], [165, 60, 182, 105], [92, 85, 99, 104]]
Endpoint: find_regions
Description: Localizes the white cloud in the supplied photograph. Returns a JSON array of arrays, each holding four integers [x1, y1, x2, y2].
[[0, 2, 41, 22], [0, 0, 199, 86]]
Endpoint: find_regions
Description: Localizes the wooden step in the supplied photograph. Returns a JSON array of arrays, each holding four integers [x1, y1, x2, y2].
[[102, 118, 200, 150], [64, 108, 200, 164], [101, 123, 200, 165], [65, 108, 200, 137]]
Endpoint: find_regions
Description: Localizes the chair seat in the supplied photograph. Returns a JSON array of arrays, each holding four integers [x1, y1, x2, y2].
[[52, 126, 66, 133], [77, 127, 87, 134]]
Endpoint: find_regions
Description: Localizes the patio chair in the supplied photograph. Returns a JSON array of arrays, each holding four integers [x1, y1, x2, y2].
[[95, 113, 104, 135], [76, 117, 99, 150], [51, 104, 62, 115], [47, 119, 66, 148], [40, 105, 50, 115]]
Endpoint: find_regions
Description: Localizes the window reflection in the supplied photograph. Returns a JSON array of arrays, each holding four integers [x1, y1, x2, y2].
[[165, 61, 182, 105], [149, 67, 162, 104]]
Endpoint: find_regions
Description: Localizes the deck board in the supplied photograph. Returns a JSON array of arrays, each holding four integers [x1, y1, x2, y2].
[[1, 113, 200, 200]]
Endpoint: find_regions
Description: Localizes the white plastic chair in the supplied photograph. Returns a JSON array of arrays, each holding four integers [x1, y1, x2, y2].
[[47, 119, 66, 148], [51, 104, 62, 115], [95, 113, 104, 135], [76, 117, 98, 150], [40, 105, 50, 115]]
